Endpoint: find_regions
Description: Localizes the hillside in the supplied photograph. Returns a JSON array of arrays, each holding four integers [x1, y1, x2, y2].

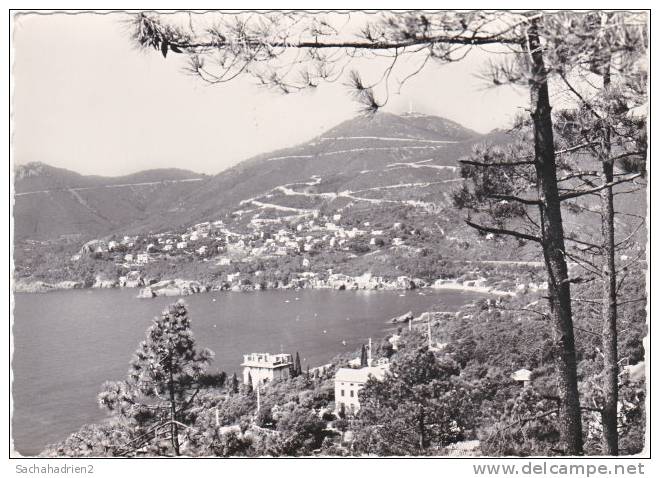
[[15, 113, 504, 240], [13, 163, 208, 240], [14, 112, 645, 288], [163, 112, 509, 228]]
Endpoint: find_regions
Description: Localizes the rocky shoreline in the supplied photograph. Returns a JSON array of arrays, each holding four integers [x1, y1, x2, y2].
[[14, 273, 528, 299]]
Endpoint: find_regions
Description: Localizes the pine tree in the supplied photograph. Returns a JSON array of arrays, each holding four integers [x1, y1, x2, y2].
[[246, 372, 253, 395], [543, 13, 646, 455], [230, 372, 239, 394], [360, 344, 368, 367], [97, 300, 215, 456], [218, 371, 227, 388], [294, 352, 302, 377]]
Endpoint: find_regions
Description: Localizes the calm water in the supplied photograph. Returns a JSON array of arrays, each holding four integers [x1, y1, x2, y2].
[[12, 287, 486, 455]]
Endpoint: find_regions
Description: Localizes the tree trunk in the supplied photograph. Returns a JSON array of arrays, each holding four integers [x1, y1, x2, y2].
[[418, 410, 426, 452], [168, 362, 180, 456], [526, 18, 584, 455], [600, 67, 619, 456]]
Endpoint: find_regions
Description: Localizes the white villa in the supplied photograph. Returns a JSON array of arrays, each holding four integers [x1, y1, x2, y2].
[[241, 353, 294, 385], [334, 364, 389, 415]]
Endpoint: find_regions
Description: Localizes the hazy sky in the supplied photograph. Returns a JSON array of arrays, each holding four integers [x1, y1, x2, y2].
[[12, 12, 528, 176]]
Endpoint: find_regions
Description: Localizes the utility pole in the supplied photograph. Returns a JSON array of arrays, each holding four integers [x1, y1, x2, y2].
[[368, 337, 373, 366], [427, 314, 432, 349]]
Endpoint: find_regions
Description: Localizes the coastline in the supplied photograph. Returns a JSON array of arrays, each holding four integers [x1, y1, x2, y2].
[[13, 274, 525, 298]]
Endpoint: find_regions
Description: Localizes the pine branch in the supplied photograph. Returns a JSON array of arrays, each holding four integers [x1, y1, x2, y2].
[[459, 142, 598, 168], [464, 220, 541, 243], [485, 409, 560, 442], [558, 173, 641, 201], [487, 193, 541, 206], [617, 297, 647, 306], [459, 159, 534, 167], [614, 220, 645, 249], [152, 29, 524, 53], [564, 236, 602, 251], [611, 150, 646, 162]]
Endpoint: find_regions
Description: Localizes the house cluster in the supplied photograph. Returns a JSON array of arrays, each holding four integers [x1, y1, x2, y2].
[[73, 220, 229, 266], [240, 214, 372, 260], [72, 209, 418, 289]]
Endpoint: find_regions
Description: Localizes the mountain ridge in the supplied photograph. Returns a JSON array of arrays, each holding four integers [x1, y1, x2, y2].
[[13, 112, 508, 241], [15, 162, 207, 194]]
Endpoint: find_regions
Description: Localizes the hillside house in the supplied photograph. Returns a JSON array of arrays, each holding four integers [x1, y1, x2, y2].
[[511, 368, 533, 387], [241, 353, 293, 385], [388, 334, 401, 351], [335, 364, 389, 415], [136, 253, 149, 265], [80, 239, 107, 255], [195, 222, 211, 232], [176, 241, 187, 250]]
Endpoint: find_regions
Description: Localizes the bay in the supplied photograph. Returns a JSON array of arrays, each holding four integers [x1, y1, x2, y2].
[[12, 287, 487, 456]]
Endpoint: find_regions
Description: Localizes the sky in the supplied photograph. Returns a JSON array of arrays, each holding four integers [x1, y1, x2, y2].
[[12, 12, 529, 176]]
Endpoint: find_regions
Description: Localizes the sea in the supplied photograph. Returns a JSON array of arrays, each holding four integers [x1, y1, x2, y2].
[[12, 287, 488, 455]]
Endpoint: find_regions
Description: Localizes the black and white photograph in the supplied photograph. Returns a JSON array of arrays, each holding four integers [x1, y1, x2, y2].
[[8, 7, 651, 465]]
